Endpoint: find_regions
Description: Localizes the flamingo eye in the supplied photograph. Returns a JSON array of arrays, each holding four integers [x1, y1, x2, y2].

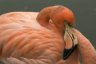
[[49, 19, 53, 24]]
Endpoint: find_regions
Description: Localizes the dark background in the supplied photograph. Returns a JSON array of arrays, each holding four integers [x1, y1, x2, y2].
[[0, 0, 96, 47]]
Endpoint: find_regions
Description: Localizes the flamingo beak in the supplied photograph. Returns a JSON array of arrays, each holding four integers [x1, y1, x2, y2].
[[63, 23, 78, 60]]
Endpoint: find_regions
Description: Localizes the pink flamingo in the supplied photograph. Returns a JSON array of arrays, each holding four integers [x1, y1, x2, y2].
[[0, 5, 96, 64]]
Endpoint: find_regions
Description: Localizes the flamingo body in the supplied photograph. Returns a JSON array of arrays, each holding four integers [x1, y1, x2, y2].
[[0, 5, 96, 64]]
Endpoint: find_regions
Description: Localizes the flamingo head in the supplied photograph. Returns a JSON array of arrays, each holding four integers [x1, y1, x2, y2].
[[49, 5, 75, 31], [37, 5, 78, 59]]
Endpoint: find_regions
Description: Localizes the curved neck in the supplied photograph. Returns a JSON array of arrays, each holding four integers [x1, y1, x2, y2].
[[37, 14, 49, 27], [36, 6, 53, 27], [74, 29, 96, 64], [36, 9, 65, 36]]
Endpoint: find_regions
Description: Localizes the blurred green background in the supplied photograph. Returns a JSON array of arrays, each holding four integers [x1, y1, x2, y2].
[[0, 0, 96, 47]]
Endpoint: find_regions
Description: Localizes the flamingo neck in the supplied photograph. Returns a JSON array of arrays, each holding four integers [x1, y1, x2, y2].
[[74, 29, 96, 64]]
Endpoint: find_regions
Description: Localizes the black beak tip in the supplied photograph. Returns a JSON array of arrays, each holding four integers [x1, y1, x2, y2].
[[63, 44, 77, 60]]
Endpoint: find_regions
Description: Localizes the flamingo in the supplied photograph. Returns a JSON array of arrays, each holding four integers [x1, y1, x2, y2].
[[0, 5, 96, 64]]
